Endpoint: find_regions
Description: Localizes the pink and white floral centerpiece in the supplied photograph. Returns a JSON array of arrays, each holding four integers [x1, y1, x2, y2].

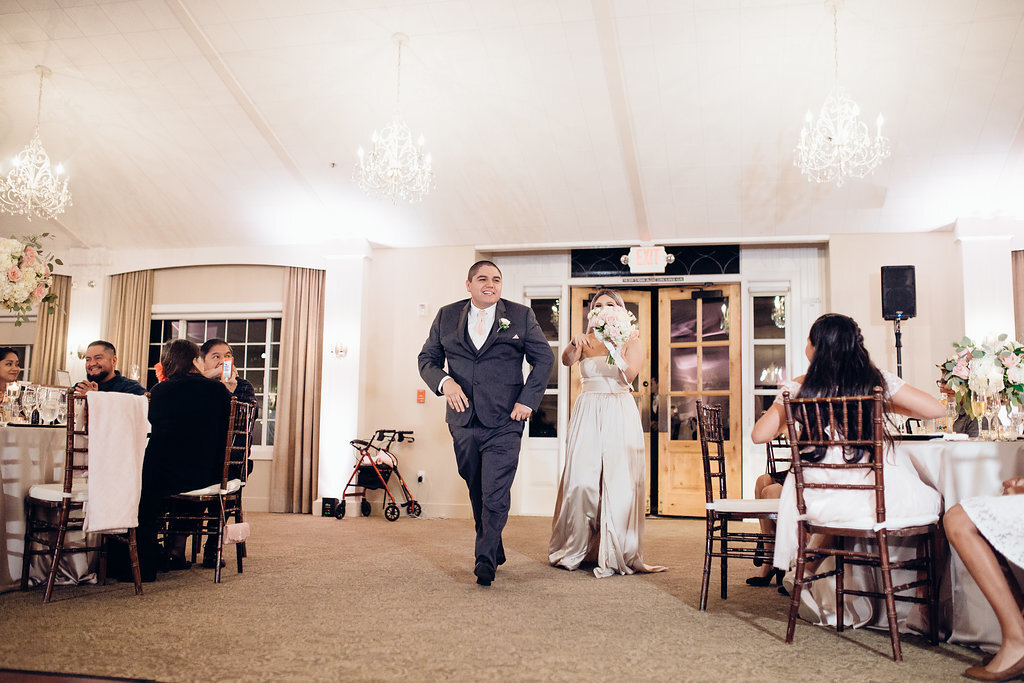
[[588, 305, 638, 371], [939, 334, 1024, 412], [0, 233, 61, 326]]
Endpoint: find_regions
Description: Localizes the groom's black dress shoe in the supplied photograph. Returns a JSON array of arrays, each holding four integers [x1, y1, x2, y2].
[[474, 562, 495, 587]]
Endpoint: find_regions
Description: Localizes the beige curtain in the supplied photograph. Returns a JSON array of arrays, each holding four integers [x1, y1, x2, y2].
[[31, 274, 72, 385], [106, 270, 154, 380], [1014, 251, 1024, 342], [270, 267, 325, 513]]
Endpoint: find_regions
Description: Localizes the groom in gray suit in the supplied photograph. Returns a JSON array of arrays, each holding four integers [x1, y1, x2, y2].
[[418, 261, 554, 586]]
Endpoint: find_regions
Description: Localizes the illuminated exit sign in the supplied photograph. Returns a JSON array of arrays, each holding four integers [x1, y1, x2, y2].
[[625, 246, 670, 274]]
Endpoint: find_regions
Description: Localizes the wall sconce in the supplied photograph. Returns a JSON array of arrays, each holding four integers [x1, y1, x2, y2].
[[330, 343, 348, 358], [73, 345, 87, 359]]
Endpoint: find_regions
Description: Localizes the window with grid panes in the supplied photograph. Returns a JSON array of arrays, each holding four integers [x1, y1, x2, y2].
[[147, 317, 280, 446], [751, 294, 789, 422]]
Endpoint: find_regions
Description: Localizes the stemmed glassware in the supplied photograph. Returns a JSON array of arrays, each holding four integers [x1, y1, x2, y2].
[[19, 384, 37, 424], [37, 388, 59, 425], [56, 389, 68, 425], [971, 391, 989, 438]]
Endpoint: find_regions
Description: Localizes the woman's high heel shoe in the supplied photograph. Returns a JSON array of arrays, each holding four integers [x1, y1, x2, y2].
[[746, 568, 784, 587]]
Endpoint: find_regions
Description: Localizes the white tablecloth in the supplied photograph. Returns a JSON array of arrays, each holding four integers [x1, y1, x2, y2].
[[0, 425, 96, 593], [900, 439, 1024, 651]]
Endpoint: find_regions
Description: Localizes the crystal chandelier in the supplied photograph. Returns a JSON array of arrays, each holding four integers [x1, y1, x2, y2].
[[354, 33, 434, 204], [0, 66, 71, 220], [795, 1, 890, 187], [771, 295, 786, 329]]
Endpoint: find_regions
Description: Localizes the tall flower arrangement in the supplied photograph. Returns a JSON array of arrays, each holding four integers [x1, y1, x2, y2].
[[939, 334, 1024, 411], [0, 233, 61, 326]]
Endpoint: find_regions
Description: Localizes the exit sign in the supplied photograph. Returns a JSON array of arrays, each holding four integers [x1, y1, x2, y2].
[[626, 246, 669, 274]]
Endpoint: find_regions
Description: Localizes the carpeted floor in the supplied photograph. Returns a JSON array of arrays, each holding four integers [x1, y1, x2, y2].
[[0, 513, 982, 682]]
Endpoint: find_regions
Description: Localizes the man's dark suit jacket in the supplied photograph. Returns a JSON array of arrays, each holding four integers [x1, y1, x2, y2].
[[418, 298, 554, 428]]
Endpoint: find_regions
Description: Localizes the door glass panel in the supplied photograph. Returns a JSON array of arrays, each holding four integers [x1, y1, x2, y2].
[[531, 298, 560, 342], [529, 394, 558, 438], [669, 348, 698, 391], [754, 345, 787, 390], [753, 296, 786, 339], [701, 345, 730, 391], [669, 299, 697, 343], [668, 396, 698, 441], [702, 297, 730, 341], [703, 395, 731, 440]]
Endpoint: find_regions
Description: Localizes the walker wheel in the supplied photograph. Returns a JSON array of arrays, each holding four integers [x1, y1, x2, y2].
[[408, 501, 422, 518], [334, 500, 345, 519], [361, 499, 371, 517], [384, 503, 400, 522]]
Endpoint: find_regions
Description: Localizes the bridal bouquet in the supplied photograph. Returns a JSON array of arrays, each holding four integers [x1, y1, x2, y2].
[[0, 234, 61, 326], [939, 334, 1024, 411], [588, 305, 637, 370]]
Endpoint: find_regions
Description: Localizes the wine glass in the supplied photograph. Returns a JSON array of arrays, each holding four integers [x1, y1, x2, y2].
[[56, 389, 68, 425], [19, 384, 37, 424], [983, 394, 1002, 441], [971, 391, 989, 438], [1010, 406, 1024, 439], [38, 389, 59, 425]]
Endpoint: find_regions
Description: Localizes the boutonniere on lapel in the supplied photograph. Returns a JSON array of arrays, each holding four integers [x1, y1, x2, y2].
[[498, 318, 511, 331]]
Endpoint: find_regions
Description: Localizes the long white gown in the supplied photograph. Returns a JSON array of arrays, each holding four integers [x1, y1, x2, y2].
[[548, 355, 664, 577], [773, 369, 942, 627]]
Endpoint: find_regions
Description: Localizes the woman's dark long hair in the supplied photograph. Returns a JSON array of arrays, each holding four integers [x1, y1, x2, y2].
[[160, 339, 200, 379], [795, 313, 892, 462]]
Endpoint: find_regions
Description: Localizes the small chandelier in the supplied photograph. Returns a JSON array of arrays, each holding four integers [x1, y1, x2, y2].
[[354, 33, 434, 204], [795, 1, 890, 187], [0, 65, 72, 220], [771, 295, 786, 329]]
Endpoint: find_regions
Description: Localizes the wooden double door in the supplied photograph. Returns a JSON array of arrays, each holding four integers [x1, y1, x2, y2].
[[568, 285, 741, 516]]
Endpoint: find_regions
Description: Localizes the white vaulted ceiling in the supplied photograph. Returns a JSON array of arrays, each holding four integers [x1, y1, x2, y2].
[[0, 0, 1021, 253]]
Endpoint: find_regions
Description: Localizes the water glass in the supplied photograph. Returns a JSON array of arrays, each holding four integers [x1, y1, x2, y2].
[[19, 384, 37, 423]]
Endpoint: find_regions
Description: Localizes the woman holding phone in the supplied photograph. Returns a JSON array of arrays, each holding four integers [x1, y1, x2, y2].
[[199, 338, 256, 405]]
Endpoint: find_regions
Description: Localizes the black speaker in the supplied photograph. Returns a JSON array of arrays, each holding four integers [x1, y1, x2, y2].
[[881, 265, 916, 320], [321, 497, 338, 517]]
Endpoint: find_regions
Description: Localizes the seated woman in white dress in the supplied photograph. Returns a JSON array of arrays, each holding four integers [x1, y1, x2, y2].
[[750, 313, 945, 625], [945, 477, 1024, 682], [548, 290, 665, 578]]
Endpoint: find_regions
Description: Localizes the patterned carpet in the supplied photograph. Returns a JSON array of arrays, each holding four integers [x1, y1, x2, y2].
[[0, 512, 983, 682]]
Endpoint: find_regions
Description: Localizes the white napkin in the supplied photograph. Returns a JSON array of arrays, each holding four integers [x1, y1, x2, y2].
[[83, 392, 150, 533], [942, 432, 969, 441]]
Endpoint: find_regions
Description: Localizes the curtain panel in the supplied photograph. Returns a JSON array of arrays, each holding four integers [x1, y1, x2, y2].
[[1013, 250, 1024, 342], [106, 270, 154, 382], [31, 274, 72, 385], [270, 267, 325, 513]]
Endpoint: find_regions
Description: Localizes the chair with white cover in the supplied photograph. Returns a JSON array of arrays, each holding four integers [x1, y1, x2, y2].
[[696, 400, 780, 611], [781, 387, 939, 662], [21, 393, 146, 602], [158, 398, 256, 583]]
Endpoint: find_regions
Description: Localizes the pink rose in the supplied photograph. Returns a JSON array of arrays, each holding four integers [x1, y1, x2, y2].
[[952, 361, 970, 379], [31, 284, 46, 302], [7, 266, 21, 282], [1000, 352, 1019, 368], [21, 246, 36, 268]]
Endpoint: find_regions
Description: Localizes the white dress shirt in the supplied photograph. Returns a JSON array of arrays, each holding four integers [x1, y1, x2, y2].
[[439, 302, 497, 393]]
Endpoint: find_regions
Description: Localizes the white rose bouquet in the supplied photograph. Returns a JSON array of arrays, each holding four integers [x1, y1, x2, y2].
[[0, 233, 61, 326], [587, 305, 637, 371]]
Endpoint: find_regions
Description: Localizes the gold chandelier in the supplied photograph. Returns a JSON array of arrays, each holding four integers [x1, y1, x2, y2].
[[0, 66, 72, 221]]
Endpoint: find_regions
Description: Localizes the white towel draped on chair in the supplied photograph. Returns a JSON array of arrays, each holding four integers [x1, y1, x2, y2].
[[83, 392, 149, 534]]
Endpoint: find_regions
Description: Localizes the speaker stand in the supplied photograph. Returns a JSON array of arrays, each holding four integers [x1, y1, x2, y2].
[[892, 315, 903, 379]]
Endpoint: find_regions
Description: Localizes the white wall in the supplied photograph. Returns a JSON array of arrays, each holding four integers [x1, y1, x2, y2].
[[828, 231, 964, 393]]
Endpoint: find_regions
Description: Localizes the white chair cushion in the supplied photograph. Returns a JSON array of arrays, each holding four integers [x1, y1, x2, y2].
[[707, 498, 780, 514], [178, 479, 242, 497], [28, 480, 89, 503], [798, 512, 940, 532]]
